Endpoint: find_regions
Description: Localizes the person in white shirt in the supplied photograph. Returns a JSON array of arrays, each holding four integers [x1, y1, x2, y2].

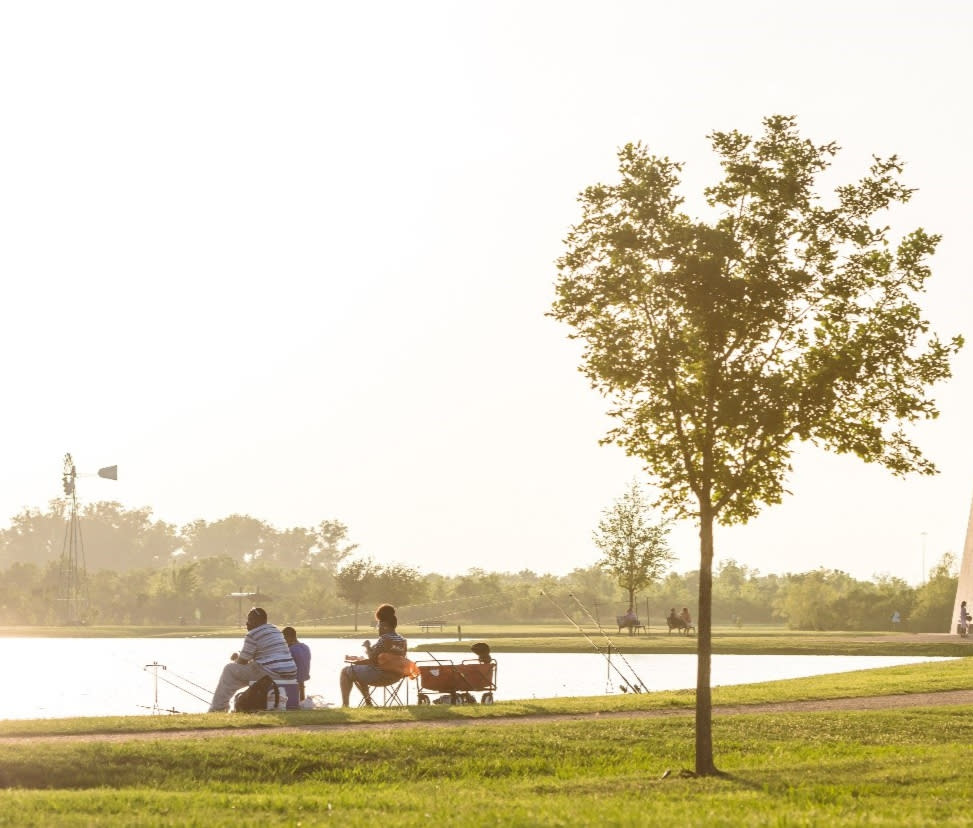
[[208, 607, 297, 712]]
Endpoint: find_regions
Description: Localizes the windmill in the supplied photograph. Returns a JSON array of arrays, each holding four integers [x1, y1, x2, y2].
[[56, 453, 117, 625]]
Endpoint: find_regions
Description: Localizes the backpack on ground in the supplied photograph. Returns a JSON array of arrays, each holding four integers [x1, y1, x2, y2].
[[233, 675, 280, 712]]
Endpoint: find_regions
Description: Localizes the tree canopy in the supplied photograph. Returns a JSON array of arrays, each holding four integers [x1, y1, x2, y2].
[[552, 115, 961, 774], [593, 480, 672, 609], [0, 504, 356, 573]]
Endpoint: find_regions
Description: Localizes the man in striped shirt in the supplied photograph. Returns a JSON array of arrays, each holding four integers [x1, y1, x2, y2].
[[208, 606, 298, 712]]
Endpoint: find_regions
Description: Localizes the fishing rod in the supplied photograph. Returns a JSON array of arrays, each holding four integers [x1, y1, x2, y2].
[[142, 662, 213, 706], [568, 593, 647, 692], [540, 590, 643, 694]]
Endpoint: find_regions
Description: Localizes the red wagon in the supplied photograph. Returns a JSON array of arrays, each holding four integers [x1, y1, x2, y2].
[[416, 658, 497, 705]]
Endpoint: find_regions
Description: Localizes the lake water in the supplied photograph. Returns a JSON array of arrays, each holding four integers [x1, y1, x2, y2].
[[0, 637, 951, 720]]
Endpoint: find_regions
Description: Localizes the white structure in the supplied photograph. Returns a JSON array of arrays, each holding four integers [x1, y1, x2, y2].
[[951, 492, 973, 634]]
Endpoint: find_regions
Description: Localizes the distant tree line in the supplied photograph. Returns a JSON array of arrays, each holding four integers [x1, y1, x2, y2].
[[0, 501, 958, 631], [0, 500, 356, 572]]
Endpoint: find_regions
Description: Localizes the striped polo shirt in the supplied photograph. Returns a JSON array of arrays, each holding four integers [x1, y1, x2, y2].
[[239, 623, 298, 679], [370, 630, 407, 662]]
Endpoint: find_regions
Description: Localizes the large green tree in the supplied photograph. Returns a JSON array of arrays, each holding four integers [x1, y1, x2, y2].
[[180, 515, 273, 563], [551, 115, 961, 774], [312, 520, 358, 572], [593, 481, 672, 612], [0, 504, 65, 568], [0, 501, 178, 573], [335, 557, 380, 630]]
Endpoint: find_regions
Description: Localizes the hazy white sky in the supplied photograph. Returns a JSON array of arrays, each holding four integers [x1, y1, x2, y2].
[[2, 2, 971, 584]]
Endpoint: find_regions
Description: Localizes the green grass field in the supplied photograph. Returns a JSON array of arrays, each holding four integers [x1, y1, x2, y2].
[[3, 623, 970, 657], [3, 709, 972, 826], [1, 656, 971, 825]]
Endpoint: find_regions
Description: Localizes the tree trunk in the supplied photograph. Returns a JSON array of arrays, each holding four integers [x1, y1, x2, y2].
[[695, 499, 719, 775]]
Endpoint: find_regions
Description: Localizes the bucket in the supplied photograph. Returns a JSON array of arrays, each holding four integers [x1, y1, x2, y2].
[[276, 679, 299, 710]]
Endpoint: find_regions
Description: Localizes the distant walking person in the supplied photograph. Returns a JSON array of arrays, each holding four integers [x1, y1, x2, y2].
[[208, 607, 297, 712], [960, 601, 971, 637], [282, 626, 311, 702]]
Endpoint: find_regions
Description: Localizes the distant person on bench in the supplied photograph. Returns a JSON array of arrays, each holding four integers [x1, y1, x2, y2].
[[667, 607, 681, 630], [680, 607, 693, 629], [621, 606, 638, 633]]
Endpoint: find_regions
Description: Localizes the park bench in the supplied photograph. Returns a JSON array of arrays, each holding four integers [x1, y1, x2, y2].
[[667, 616, 695, 636], [616, 615, 646, 635], [419, 621, 445, 633]]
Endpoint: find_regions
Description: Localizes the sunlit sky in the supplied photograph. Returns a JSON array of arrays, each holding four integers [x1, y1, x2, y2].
[[2, 2, 971, 584]]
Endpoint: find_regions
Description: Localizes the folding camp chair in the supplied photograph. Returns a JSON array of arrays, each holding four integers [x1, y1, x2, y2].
[[357, 676, 410, 707]]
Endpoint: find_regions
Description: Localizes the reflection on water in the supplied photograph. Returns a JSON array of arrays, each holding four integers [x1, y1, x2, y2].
[[0, 637, 950, 720]]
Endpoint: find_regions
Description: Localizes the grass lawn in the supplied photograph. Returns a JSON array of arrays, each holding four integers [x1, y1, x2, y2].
[[0, 658, 971, 825], [2, 709, 972, 826], [3, 623, 970, 657]]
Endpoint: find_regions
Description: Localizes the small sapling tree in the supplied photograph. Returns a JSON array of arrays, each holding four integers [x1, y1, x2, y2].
[[594, 480, 672, 612], [552, 115, 961, 774]]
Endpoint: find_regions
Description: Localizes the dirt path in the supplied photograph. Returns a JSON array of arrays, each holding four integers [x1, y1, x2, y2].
[[4, 689, 972, 745]]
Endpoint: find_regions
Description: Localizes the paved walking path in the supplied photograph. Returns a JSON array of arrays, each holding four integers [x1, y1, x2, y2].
[[3, 689, 972, 745]]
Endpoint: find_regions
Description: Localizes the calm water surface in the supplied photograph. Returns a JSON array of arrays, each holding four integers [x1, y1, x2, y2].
[[0, 637, 951, 720]]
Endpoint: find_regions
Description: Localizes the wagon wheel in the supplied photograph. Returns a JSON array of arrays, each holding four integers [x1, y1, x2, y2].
[[418, 693, 430, 705], [481, 692, 493, 705]]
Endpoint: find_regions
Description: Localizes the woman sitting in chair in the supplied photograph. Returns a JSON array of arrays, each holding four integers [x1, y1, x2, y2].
[[340, 603, 408, 706]]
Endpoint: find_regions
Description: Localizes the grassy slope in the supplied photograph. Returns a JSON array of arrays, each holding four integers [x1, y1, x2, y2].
[[2, 708, 972, 825]]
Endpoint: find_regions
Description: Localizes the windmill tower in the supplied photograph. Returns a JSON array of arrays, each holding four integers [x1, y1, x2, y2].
[[56, 453, 117, 625], [952, 492, 973, 634]]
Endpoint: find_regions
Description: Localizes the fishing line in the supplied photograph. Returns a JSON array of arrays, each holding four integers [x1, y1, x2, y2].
[[293, 594, 515, 638], [540, 589, 642, 694], [142, 664, 213, 705], [568, 593, 647, 692], [399, 591, 508, 615], [163, 667, 214, 697], [144, 590, 514, 639], [402, 595, 513, 627], [149, 672, 212, 706], [245, 592, 510, 637]]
